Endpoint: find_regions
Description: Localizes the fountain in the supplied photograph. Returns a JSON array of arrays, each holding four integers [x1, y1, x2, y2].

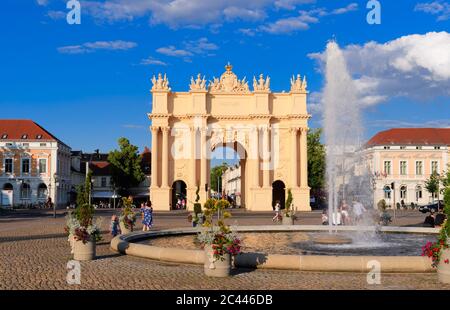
[[316, 40, 377, 245]]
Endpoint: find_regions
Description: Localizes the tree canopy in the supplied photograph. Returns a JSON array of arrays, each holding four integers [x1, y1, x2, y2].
[[307, 128, 326, 205], [210, 163, 229, 193], [108, 137, 145, 196]]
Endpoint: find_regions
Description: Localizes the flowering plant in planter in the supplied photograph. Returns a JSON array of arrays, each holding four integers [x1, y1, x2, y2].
[[119, 196, 137, 230], [422, 187, 450, 268], [198, 198, 241, 261], [64, 204, 102, 244]]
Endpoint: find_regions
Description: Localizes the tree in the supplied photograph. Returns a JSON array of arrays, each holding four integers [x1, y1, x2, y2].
[[425, 171, 440, 202], [108, 138, 145, 196], [307, 128, 326, 206], [210, 163, 229, 194], [76, 171, 92, 207]]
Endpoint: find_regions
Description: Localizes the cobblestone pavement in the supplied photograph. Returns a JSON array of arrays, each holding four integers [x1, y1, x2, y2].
[[1, 209, 449, 290]]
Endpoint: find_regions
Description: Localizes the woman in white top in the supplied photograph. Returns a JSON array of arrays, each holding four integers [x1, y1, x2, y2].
[[273, 200, 281, 221]]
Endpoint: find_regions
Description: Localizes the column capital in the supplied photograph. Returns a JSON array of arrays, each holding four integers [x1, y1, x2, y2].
[[161, 126, 170, 133], [290, 127, 299, 134], [300, 127, 309, 133], [151, 125, 160, 132]]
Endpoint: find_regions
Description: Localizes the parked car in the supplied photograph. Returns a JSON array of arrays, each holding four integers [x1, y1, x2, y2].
[[418, 200, 444, 213]]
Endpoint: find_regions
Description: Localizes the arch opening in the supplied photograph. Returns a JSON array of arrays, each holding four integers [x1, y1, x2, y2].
[[272, 180, 286, 210], [171, 180, 187, 210]]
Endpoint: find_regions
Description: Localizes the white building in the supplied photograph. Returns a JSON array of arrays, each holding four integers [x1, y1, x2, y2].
[[221, 164, 242, 207], [0, 120, 72, 208], [363, 128, 449, 207]]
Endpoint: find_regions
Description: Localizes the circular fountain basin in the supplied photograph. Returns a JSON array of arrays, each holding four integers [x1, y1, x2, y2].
[[311, 234, 353, 245], [110, 225, 439, 273]]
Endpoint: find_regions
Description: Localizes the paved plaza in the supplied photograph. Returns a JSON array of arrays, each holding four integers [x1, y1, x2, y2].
[[1, 209, 449, 290]]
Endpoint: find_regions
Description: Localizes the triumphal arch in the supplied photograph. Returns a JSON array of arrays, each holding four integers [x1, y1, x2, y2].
[[148, 63, 310, 211]]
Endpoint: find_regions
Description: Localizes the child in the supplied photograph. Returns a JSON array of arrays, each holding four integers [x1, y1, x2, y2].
[[110, 214, 121, 237]]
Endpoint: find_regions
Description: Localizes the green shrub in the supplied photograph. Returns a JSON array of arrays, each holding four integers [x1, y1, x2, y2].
[[194, 203, 202, 214]]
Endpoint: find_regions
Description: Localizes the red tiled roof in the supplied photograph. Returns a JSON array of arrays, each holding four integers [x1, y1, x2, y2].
[[89, 161, 112, 176], [0, 119, 64, 143], [366, 128, 450, 147]]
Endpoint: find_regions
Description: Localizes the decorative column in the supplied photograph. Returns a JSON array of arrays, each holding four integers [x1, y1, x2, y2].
[[200, 128, 208, 192], [300, 127, 308, 188], [151, 126, 159, 188], [191, 127, 197, 187], [263, 126, 270, 188], [253, 127, 260, 188], [291, 127, 298, 188], [161, 126, 169, 188]]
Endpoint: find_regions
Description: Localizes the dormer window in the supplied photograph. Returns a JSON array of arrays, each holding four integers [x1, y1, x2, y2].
[[36, 134, 43, 139], [1, 134, 7, 139], [21, 134, 28, 139]]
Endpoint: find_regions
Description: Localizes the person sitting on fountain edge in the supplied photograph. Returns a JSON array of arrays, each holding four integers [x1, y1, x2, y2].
[[423, 210, 435, 228]]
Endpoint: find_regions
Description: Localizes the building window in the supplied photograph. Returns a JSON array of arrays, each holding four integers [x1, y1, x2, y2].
[[434, 146, 441, 150], [400, 185, 407, 200], [384, 185, 391, 199], [431, 161, 439, 174], [37, 184, 48, 199], [400, 161, 407, 175], [384, 146, 390, 150], [40, 143, 47, 147], [1, 134, 7, 139], [400, 146, 406, 150], [20, 183, 31, 200], [384, 161, 391, 175], [6, 143, 13, 147], [22, 143, 29, 148], [39, 159, 47, 174], [21, 134, 28, 139], [416, 161, 423, 175], [101, 177, 107, 187], [22, 158, 30, 174], [36, 134, 43, 139], [416, 146, 422, 150], [5, 158, 13, 174], [416, 185, 422, 201]]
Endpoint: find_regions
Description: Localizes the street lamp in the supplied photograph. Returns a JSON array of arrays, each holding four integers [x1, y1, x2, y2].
[[53, 173, 59, 218], [89, 178, 95, 206]]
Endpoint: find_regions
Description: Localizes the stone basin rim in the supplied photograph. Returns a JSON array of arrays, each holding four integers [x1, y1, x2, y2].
[[110, 225, 438, 273]]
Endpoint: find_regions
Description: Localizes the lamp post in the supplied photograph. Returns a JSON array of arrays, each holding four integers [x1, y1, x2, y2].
[[53, 174, 59, 218], [89, 178, 95, 206]]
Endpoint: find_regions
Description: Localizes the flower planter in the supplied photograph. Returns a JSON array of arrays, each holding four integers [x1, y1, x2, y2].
[[73, 239, 96, 261], [437, 248, 450, 284], [120, 222, 133, 234], [204, 245, 231, 277], [282, 215, 295, 225]]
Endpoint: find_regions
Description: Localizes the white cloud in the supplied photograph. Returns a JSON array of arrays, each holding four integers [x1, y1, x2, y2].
[[156, 46, 193, 57], [274, 0, 316, 10], [308, 32, 450, 110], [415, 1, 450, 21], [140, 56, 167, 66], [238, 28, 256, 36], [57, 40, 137, 54], [47, 10, 66, 20], [367, 119, 450, 129], [259, 3, 358, 34], [156, 38, 218, 62], [36, 0, 49, 6], [81, 0, 274, 27], [331, 3, 358, 15]]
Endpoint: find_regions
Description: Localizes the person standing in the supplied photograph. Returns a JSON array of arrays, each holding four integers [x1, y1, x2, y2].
[[272, 200, 281, 222], [141, 201, 153, 231], [352, 199, 367, 224]]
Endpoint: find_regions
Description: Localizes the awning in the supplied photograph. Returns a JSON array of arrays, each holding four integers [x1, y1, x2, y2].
[[131, 191, 150, 198], [92, 191, 117, 198]]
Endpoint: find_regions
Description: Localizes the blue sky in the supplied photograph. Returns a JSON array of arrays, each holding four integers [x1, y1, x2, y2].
[[1, 0, 449, 157]]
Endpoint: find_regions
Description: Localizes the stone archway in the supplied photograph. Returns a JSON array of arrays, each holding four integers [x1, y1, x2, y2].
[[149, 63, 310, 211], [210, 140, 247, 208]]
